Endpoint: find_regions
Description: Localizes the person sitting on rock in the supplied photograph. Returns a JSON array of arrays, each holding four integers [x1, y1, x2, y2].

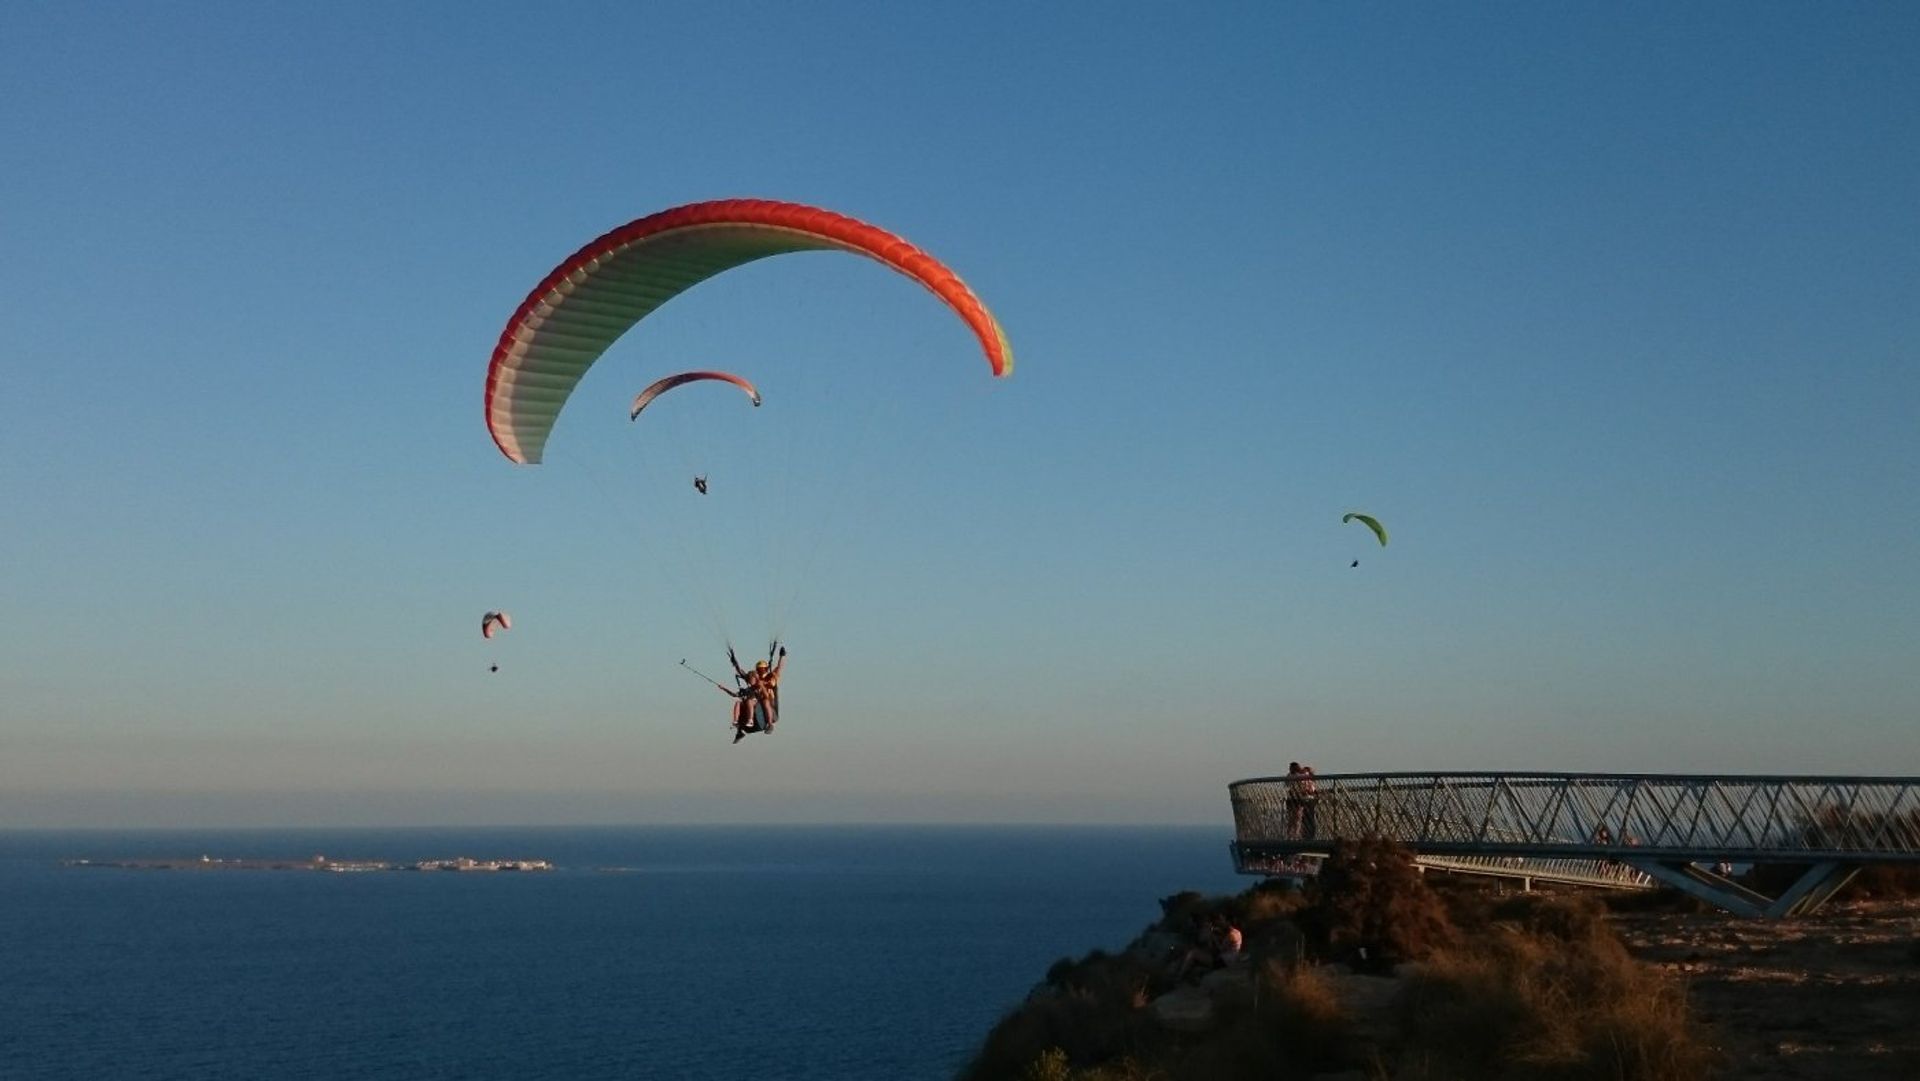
[[1215, 921, 1244, 967], [1175, 917, 1239, 983]]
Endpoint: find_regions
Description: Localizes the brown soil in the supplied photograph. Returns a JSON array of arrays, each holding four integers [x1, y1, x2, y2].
[[1612, 898, 1920, 1080]]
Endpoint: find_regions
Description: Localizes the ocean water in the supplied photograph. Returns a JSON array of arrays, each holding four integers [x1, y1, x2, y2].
[[0, 826, 1244, 1080]]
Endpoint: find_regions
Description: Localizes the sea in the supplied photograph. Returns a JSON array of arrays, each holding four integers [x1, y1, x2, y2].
[[0, 825, 1246, 1081]]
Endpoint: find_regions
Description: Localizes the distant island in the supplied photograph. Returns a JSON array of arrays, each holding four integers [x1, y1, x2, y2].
[[64, 855, 554, 873]]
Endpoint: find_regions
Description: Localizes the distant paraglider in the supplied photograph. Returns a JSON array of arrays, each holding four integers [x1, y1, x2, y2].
[[481, 610, 512, 672], [627, 371, 761, 499], [1343, 513, 1387, 567], [628, 370, 762, 421]]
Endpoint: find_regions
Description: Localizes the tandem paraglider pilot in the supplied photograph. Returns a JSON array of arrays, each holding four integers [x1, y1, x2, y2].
[[726, 644, 786, 743]]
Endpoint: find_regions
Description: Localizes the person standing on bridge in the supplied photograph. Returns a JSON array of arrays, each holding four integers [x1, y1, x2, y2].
[[1285, 763, 1309, 838], [1299, 764, 1320, 839]]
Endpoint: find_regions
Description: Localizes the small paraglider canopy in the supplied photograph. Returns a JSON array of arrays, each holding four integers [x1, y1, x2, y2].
[[481, 611, 512, 639], [629, 370, 762, 421], [1342, 513, 1387, 547]]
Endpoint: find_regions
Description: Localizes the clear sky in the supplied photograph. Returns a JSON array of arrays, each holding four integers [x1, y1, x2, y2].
[[2, 3, 1916, 828]]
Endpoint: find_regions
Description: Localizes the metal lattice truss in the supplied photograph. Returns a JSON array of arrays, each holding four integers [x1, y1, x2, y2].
[[1228, 772, 1920, 917]]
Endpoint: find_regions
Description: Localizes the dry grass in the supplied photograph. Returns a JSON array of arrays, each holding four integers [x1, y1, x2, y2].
[[1613, 898, 1920, 1079], [966, 938, 1360, 1081], [1139, 961, 1356, 1081], [1018, 1047, 1164, 1081], [1394, 898, 1715, 1080], [1254, 959, 1350, 1064], [965, 876, 1716, 1081]]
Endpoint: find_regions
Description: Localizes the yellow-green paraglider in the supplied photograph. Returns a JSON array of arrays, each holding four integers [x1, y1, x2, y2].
[[1343, 513, 1386, 566], [1342, 513, 1387, 546]]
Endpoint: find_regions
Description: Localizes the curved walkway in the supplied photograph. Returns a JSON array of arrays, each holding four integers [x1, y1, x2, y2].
[[1229, 772, 1920, 917]]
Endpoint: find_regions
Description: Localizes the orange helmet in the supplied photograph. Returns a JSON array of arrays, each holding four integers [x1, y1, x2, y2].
[[755, 660, 770, 671]]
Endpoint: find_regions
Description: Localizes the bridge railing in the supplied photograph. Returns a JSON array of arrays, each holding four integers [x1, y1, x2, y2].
[[1230, 772, 1920, 863]]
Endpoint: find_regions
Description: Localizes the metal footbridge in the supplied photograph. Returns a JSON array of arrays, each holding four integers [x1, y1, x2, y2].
[[1229, 772, 1920, 917]]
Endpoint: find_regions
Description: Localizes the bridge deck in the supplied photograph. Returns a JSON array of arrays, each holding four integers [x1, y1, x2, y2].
[[1228, 772, 1920, 916]]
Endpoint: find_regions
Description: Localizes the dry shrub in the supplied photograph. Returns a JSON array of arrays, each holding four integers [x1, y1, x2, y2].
[[1488, 892, 1611, 945], [977, 945, 1362, 1081], [1021, 1047, 1072, 1081], [1148, 961, 1354, 1081], [1301, 836, 1457, 968], [1395, 917, 1714, 1080], [967, 876, 1713, 1081], [962, 950, 1160, 1081], [1154, 891, 1212, 932], [1227, 881, 1309, 974], [1235, 880, 1308, 929], [1257, 959, 1350, 1066], [1019, 1047, 1163, 1081], [1423, 873, 1503, 929], [1153, 884, 1305, 937], [962, 989, 1135, 1081], [1245, 918, 1307, 976]]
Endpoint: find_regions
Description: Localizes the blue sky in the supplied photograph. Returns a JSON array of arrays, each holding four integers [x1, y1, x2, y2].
[[2, 3, 1916, 827]]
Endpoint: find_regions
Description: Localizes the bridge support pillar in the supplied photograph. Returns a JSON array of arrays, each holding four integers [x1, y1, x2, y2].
[[1628, 861, 1770, 917], [1768, 862, 1860, 918], [1627, 860, 1862, 918]]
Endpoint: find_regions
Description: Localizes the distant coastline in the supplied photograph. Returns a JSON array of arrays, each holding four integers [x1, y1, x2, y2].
[[63, 855, 553, 873]]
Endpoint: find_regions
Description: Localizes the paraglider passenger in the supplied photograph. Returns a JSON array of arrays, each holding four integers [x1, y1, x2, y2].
[[694, 475, 708, 495], [719, 679, 758, 744], [726, 645, 786, 740]]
